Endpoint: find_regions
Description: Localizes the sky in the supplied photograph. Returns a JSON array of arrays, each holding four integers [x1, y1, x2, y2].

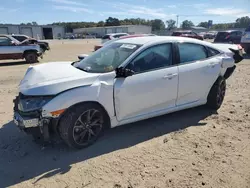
[[1, 0, 250, 26]]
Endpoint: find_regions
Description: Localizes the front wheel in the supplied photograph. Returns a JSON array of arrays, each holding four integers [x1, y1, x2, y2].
[[206, 77, 226, 110], [24, 52, 38, 63], [58, 103, 108, 149]]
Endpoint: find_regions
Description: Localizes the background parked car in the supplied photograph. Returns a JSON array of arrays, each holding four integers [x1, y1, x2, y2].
[[198, 32, 206, 38], [214, 30, 242, 44], [11, 34, 50, 53], [0, 35, 42, 63], [101, 33, 129, 44], [172, 31, 203, 40], [94, 34, 156, 51], [204, 32, 217, 39], [241, 25, 250, 54]]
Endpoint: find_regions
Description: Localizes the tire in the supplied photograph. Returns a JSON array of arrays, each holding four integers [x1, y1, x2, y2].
[[24, 52, 38, 63], [58, 103, 109, 149], [206, 77, 226, 110], [41, 47, 46, 53]]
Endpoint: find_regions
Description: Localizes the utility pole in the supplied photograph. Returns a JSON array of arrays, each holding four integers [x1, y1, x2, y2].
[[176, 15, 179, 28]]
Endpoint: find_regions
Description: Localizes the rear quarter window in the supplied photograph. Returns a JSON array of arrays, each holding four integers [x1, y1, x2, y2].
[[207, 47, 220, 57]]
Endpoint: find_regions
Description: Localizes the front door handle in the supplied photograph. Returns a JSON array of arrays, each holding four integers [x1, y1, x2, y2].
[[163, 73, 178, 80]]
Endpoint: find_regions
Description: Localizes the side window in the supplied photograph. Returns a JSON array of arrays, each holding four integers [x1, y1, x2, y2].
[[207, 47, 220, 57], [230, 32, 237, 37], [192, 32, 197, 36], [128, 44, 172, 73], [0, 37, 12, 46], [178, 43, 207, 64], [13, 36, 27, 42], [237, 31, 242, 36]]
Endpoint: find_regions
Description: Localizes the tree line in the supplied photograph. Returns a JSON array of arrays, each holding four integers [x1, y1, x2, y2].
[[7, 16, 250, 32]]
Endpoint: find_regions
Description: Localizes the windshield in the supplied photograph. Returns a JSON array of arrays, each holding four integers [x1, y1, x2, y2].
[[75, 42, 141, 73]]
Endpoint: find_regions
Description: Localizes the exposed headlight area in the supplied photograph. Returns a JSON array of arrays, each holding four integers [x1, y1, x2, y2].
[[18, 96, 53, 112]]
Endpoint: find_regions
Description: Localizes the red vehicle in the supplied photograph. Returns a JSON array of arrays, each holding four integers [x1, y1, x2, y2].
[[94, 34, 156, 51], [172, 31, 203, 40]]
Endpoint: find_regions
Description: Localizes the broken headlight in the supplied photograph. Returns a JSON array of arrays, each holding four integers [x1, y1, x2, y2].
[[18, 97, 53, 112]]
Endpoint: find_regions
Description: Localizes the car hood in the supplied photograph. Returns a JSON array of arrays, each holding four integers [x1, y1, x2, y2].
[[19, 61, 100, 96]]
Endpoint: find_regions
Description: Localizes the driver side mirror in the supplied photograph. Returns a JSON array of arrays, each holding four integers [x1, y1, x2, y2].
[[115, 67, 135, 78]]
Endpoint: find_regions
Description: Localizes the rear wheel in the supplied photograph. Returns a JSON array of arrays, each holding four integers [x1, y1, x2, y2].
[[206, 77, 226, 110], [24, 52, 38, 63], [58, 103, 109, 149]]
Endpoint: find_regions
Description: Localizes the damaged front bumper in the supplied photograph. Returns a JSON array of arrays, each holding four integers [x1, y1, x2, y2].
[[13, 96, 55, 141], [13, 111, 40, 129]]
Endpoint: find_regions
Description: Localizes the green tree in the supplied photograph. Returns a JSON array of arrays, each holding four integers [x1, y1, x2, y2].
[[181, 20, 194, 29], [105, 17, 121, 26], [197, 21, 208, 28], [151, 19, 165, 31], [166, 19, 176, 30], [235, 16, 250, 28], [97, 21, 105, 27], [32, 21, 38, 25]]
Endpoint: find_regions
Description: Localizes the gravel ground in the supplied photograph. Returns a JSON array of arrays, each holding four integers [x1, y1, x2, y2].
[[0, 39, 249, 188]]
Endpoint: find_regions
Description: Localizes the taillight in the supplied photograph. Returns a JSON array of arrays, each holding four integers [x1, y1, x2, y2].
[[237, 44, 242, 50]]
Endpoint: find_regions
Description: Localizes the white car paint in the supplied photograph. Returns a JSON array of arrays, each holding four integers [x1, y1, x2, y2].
[[18, 36, 238, 129]]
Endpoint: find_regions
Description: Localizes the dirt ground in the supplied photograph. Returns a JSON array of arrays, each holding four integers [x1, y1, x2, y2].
[[0, 39, 249, 188]]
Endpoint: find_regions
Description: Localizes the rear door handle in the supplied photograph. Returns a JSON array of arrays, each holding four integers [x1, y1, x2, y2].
[[163, 73, 178, 80]]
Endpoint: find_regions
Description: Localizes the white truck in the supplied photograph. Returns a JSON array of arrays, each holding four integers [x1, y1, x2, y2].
[[0, 35, 42, 63]]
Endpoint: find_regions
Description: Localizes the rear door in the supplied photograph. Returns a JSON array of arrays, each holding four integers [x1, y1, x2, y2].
[[176, 42, 221, 106]]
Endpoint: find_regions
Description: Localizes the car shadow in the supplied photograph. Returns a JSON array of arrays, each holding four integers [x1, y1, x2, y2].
[[0, 106, 216, 187], [0, 60, 30, 67]]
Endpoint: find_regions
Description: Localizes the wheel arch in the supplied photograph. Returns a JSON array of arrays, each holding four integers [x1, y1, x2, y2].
[[23, 49, 38, 57], [53, 101, 111, 135]]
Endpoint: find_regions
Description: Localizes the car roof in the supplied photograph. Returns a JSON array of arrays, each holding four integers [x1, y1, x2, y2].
[[114, 36, 211, 46]]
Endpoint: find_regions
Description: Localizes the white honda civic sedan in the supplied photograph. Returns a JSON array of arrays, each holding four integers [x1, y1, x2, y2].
[[13, 36, 243, 149]]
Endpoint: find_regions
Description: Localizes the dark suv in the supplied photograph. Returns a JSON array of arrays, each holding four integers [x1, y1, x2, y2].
[[214, 30, 242, 44]]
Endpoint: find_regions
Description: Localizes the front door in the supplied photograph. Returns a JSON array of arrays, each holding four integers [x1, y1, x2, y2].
[[176, 43, 221, 106], [0, 36, 22, 60], [114, 43, 178, 121]]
